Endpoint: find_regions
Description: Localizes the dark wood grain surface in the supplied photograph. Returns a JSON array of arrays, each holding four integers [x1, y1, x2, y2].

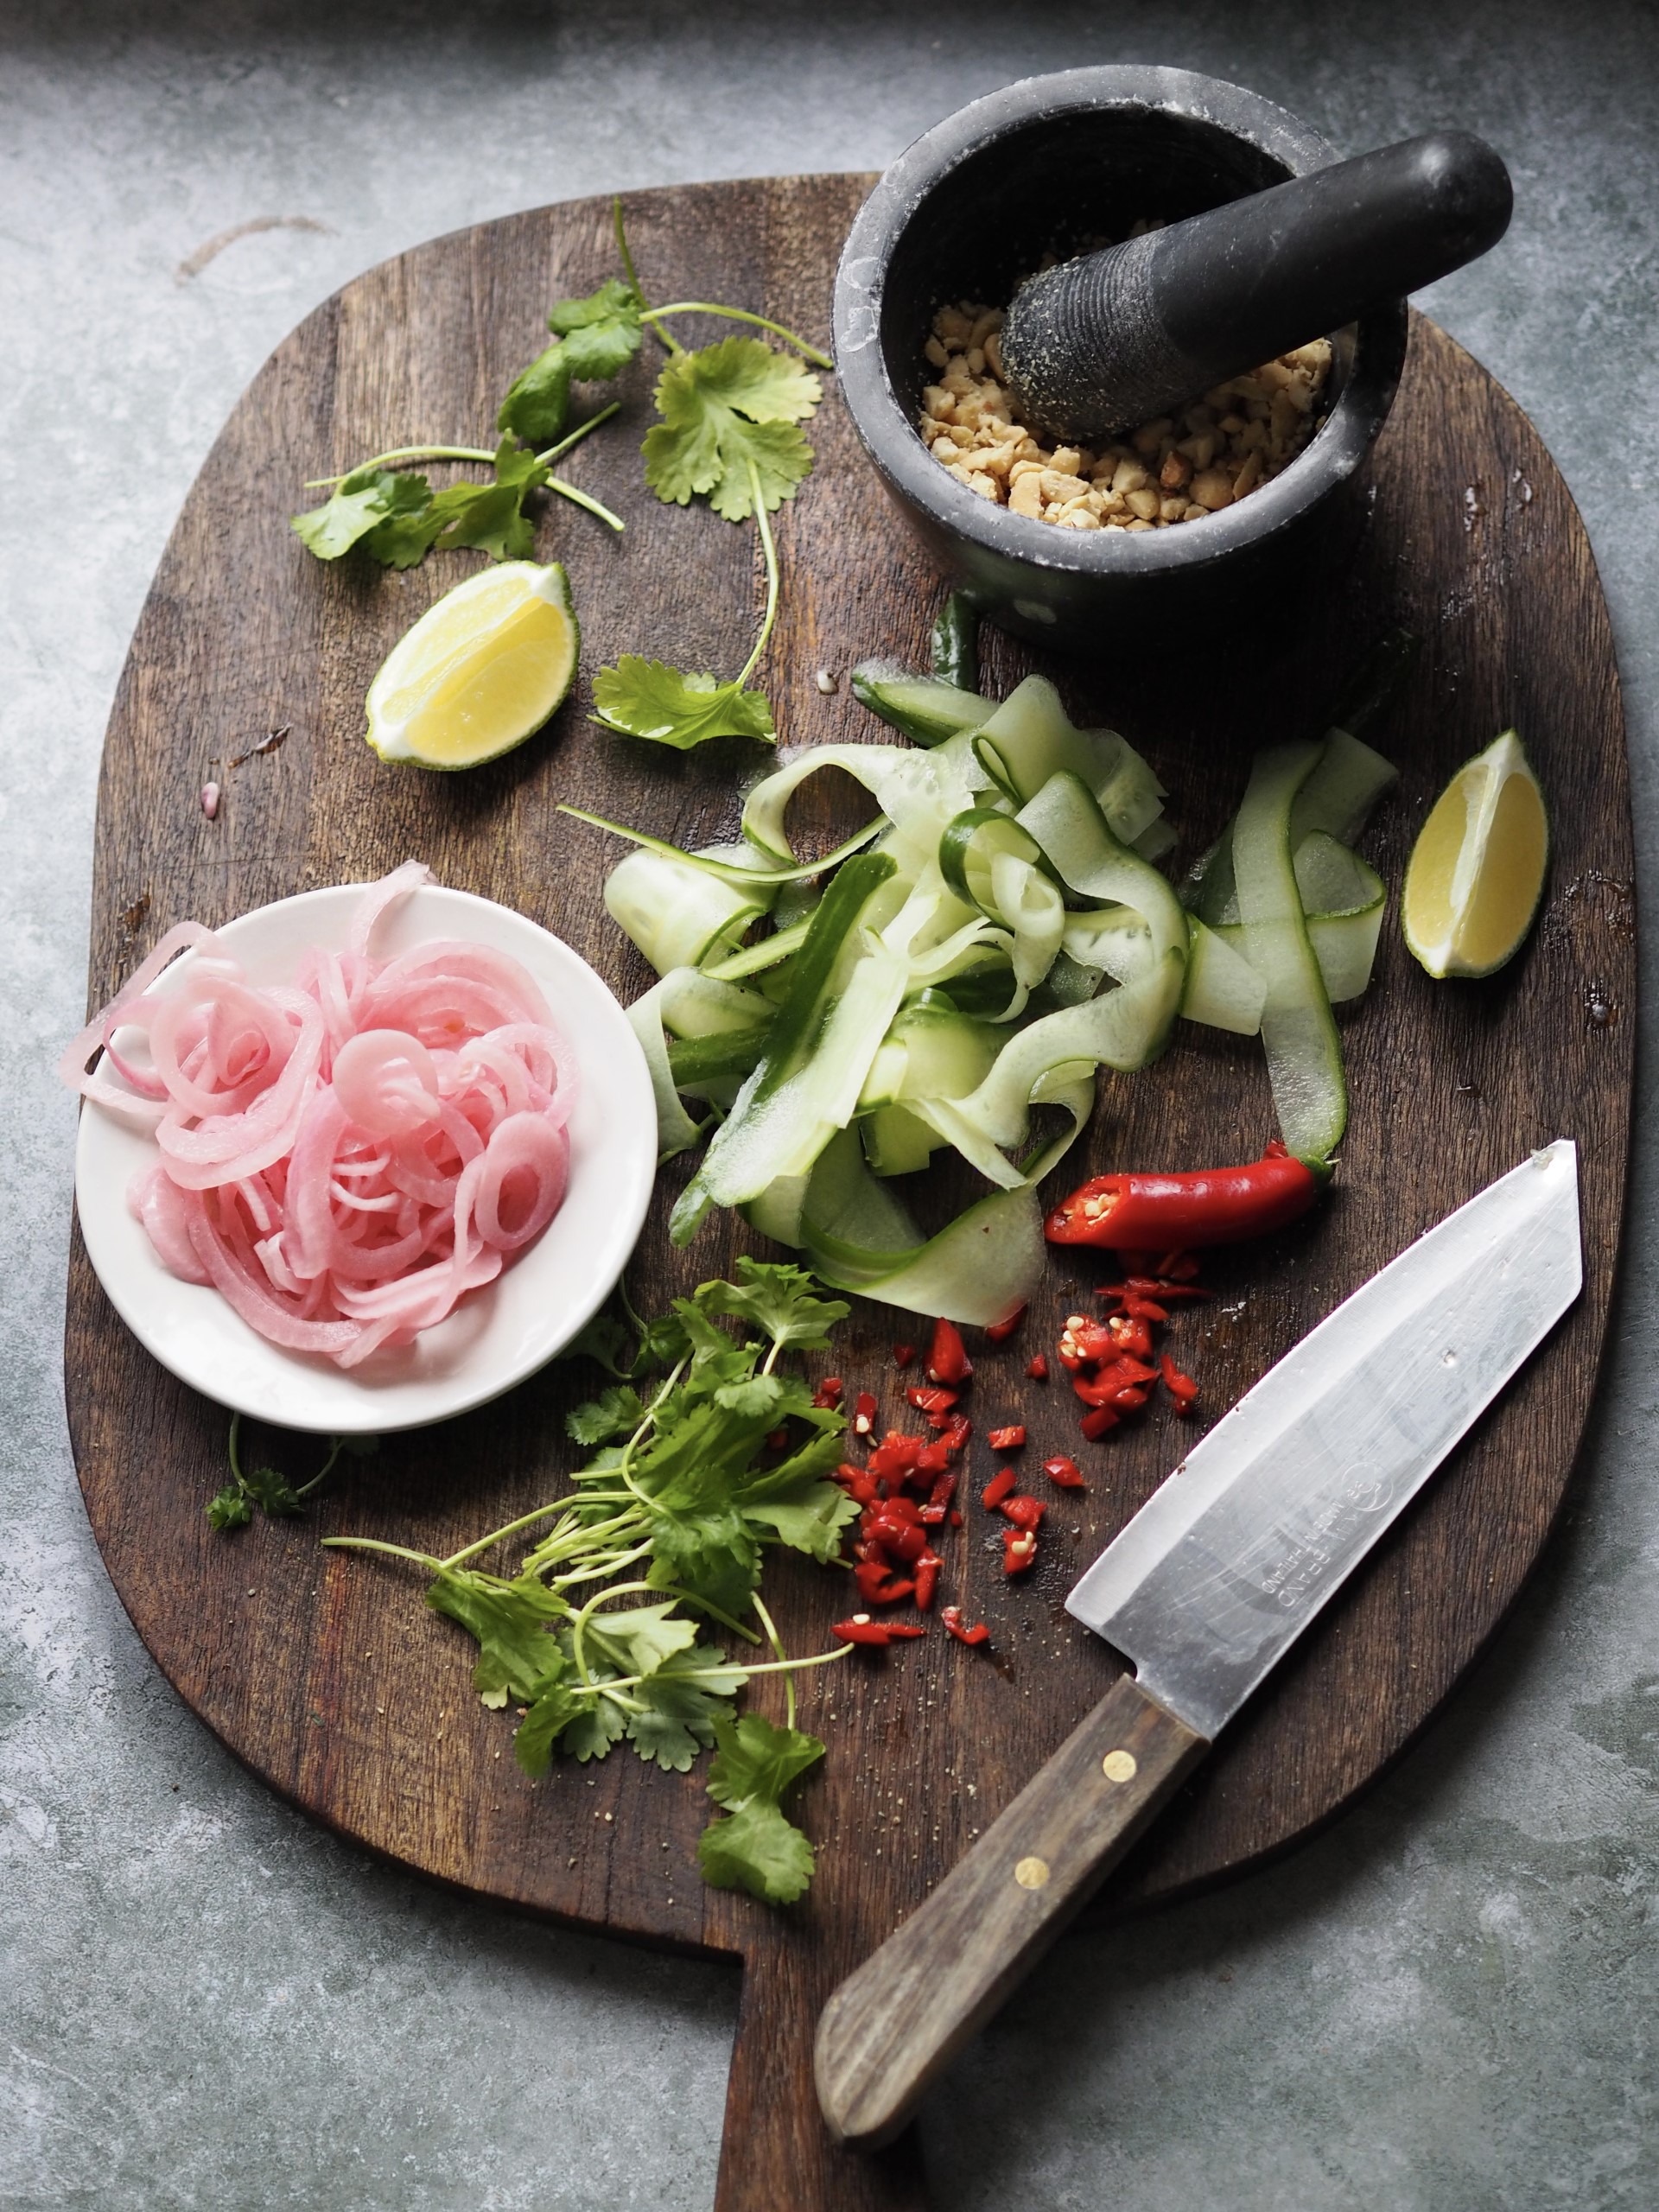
[[64, 177, 1633, 2212]]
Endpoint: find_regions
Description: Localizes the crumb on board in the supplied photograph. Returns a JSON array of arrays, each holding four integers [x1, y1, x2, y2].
[[918, 295, 1332, 532]]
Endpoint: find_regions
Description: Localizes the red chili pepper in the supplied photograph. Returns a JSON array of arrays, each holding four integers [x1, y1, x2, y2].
[[1106, 1313, 1154, 1359], [893, 1342, 916, 1369], [1121, 1295, 1170, 1324], [914, 1551, 942, 1610], [1002, 1527, 1038, 1575], [926, 1317, 973, 1386], [1073, 1361, 1155, 1408], [981, 1466, 1018, 1510], [1079, 1406, 1119, 1440], [999, 1494, 1045, 1531], [1097, 1278, 1212, 1304], [938, 1414, 973, 1456], [988, 1424, 1027, 1451], [853, 1561, 915, 1605], [1045, 1141, 1325, 1249], [1160, 1352, 1200, 1410], [1112, 1384, 1150, 1412], [985, 1305, 1027, 1342], [766, 1427, 789, 1451], [906, 1384, 958, 1421], [928, 1468, 957, 1507], [866, 1431, 924, 1480], [949, 1507, 963, 1528], [853, 1390, 878, 1436], [1056, 1314, 1093, 1371], [1026, 1352, 1049, 1381], [1043, 1454, 1086, 1490], [812, 1376, 844, 1408], [918, 1503, 946, 1525], [834, 1462, 880, 1507], [834, 1615, 925, 1645], [915, 1438, 952, 1478], [942, 1606, 992, 1646]]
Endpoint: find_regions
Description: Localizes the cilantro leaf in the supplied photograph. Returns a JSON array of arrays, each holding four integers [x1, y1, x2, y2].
[[582, 1601, 699, 1681], [496, 344, 573, 449], [625, 1647, 748, 1772], [566, 1384, 645, 1447], [426, 1567, 567, 1706], [646, 1507, 762, 1621], [560, 1698, 628, 1763], [207, 1484, 253, 1532], [358, 442, 551, 569], [238, 1464, 303, 1516], [696, 1258, 849, 1355], [338, 1434, 381, 1459], [641, 337, 819, 519], [705, 1711, 826, 1808], [546, 276, 644, 379], [512, 1677, 584, 1778], [698, 1715, 825, 1904], [291, 467, 432, 559], [591, 657, 775, 750], [563, 1307, 634, 1377], [697, 1798, 817, 1904]]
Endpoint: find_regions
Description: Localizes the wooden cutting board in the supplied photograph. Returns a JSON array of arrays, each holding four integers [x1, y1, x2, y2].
[[64, 176, 1633, 2212]]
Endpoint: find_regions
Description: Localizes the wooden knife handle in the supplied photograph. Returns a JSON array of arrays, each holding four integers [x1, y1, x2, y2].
[[814, 1673, 1207, 2150]]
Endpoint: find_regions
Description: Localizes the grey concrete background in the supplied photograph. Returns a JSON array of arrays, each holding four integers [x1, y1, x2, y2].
[[3, 3, 1656, 2206]]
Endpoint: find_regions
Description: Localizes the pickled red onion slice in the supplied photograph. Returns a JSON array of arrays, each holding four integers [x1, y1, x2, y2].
[[64, 864, 575, 1368]]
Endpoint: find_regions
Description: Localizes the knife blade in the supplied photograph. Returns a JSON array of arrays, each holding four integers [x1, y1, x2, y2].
[[816, 1141, 1581, 2151]]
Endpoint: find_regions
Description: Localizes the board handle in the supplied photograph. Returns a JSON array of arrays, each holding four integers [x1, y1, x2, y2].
[[716, 1927, 931, 2211], [815, 1674, 1207, 2151]]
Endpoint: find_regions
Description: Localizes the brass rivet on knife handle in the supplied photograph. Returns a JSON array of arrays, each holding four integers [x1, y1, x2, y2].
[[815, 1673, 1207, 2152]]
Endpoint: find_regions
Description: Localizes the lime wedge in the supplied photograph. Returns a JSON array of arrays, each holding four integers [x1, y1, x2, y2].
[[1402, 729, 1548, 978], [366, 562, 578, 769]]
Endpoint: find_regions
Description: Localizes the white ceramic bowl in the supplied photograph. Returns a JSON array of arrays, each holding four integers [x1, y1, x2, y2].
[[73, 880, 657, 1433]]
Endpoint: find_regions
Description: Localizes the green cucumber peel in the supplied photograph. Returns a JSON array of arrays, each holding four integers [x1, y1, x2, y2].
[[1232, 741, 1346, 1163]]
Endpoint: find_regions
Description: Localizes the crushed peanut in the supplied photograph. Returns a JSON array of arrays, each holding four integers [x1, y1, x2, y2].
[[918, 288, 1332, 534]]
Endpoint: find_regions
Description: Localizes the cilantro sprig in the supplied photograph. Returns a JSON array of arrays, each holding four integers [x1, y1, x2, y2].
[[323, 1259, 855, 1905], [586, 204, 830, 752], [207, 1413, 378, 1532]]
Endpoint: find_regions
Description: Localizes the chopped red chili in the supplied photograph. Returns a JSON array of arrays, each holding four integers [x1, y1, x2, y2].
[[893, 1343, 916, 1369], [1106, 1313, 1154, 1359], [866, 1431, 922, 1481], [853, 1391, 878, 1436], [1160, 1352, 1199, 1410], [906, 1384, 958, 1421], [988, 1424, 1027, 1451], [942, 1605, 991, 1646], [918, 1503, 946, 1525], [1026, 1352, 1049, 1381], [1002, 1528, 1038, 1575], [834, 1462, 880, 1507], [1097, 1277, 1212, 1303], [928, 1468, 957, 1507], [938, 1414, 973, 1455], [834, 1616, 925, 1645], [766, 1427, 789, 1450], [811, 1376, 844, 1408], [1043, 1454, 1086, 1490], [1079, 1405, 1119, 1440], [926, 1317, 973, 1386], [914, 1551, 942, 1610], [985, 1305, 1027, 1342], [999, 1494, 1045, 1531], [949, 1507, 963, 1528], [1046, 1141, 1325, 1250], [853, 1561, 915, 1605], [981, 1466, 1017, 1510]]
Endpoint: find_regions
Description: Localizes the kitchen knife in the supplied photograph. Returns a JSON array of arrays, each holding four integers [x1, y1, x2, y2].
[[816, 1140, 1582, 2151]]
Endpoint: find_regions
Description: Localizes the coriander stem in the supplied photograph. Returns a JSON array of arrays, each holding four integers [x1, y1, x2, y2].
[[532, 401, 620, 469], [302, 444, 495, 486], [579, 1645, 850, 1698], [228, 1411, 245, 1490], [295, 1435, 344, 1500], [735, 468, 781, 694], [613, 194, 653, 325], [751, 1592, 795, 1731], [320, 1535, 445, 1571], [547, 476, 626, 533], [642, 304, 833, 371], [439, 1500, 583, 1571]]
